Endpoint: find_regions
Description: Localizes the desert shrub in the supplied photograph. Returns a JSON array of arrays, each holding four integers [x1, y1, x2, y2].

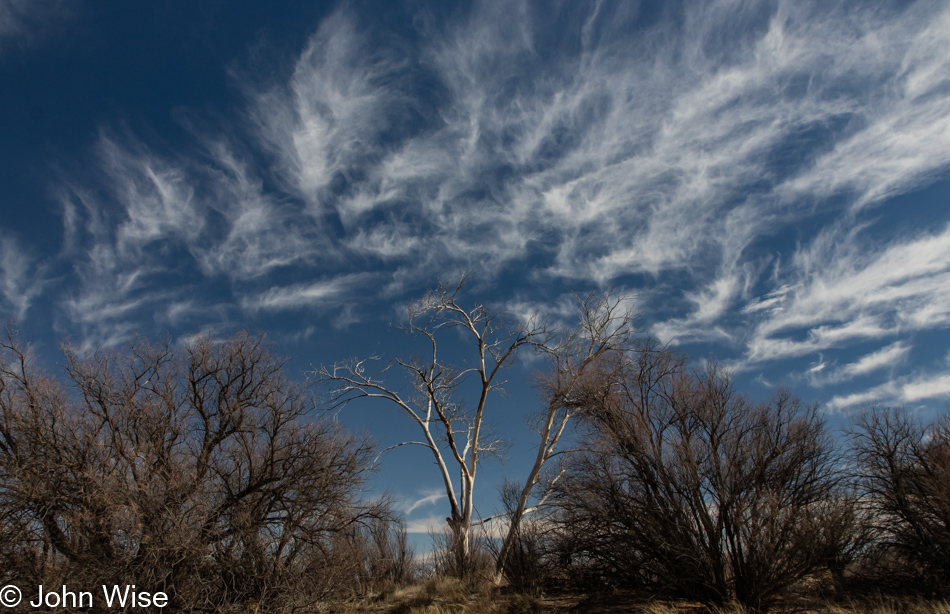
[[0, 331, 388, 613], [428, 525, 495, 583], [485, 480, 553, 595], [851, 407, 950, 597], [553, 349, 855, 612], [343, 517, 416, 591]]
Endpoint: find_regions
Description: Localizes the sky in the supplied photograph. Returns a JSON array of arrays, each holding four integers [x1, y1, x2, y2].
[[2, 0, 950, 534]]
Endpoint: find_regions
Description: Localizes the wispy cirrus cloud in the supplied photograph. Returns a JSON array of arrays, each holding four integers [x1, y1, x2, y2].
[[403, 488, 447, 516], [243, 0, 950, 290], [244, 272, 379, 312], [736, 221, 950, 369], [0, 232, 46, 321], [245, 10, 416, 217], [807, 342, 912, 387], [39, 0, 950, 376], [828, 369, 950, 412], [90, 130, 328, 281], [835, 342, 912, 381], [56, 130, 351, 344]]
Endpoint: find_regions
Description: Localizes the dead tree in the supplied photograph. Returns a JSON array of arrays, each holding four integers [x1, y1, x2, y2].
[[316, 277, 547, 576]]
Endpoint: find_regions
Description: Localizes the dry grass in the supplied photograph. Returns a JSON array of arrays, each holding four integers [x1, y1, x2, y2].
[[578, 597, 950, 614], [322, 577, 528, 614], [316, 581, 949, 614], [823, 598, 950, 614]]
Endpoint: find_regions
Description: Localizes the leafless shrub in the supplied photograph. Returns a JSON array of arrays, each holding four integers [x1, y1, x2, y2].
[[353, 517, 416, 589], [851, 407, 950, 597], [485, 480, 552, 595], [0, 330, 388, 613], [428, 523, 495, 583], [554, 348, 854, 612]]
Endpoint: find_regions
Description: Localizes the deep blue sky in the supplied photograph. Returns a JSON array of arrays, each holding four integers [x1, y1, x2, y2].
[[2, 0, 950, 533]]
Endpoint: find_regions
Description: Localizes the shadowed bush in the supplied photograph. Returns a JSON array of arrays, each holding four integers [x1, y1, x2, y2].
[[851, 407, 950, 597], [552, 347, 859, 612], [0, 330, 392, 613]]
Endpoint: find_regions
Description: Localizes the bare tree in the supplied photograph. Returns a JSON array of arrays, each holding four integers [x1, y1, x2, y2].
[[851, 406, 950, 596], [0, 330, 385, 612], [316, 277, 547, 576], [556, 353, 851, 611]]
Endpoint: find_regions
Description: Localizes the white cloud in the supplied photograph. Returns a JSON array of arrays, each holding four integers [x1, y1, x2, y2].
[[54, 137, 202, 346], [245, 273, 378, 312], [95, 133, 203, 257], [827, 381, 899, 412], [0, 233, 45, 320], [794, 342, 911, 389], [826, 368, 950, 411], [191, 139, 331, 278], [403, 512, 509, 538], [93, 131, 326, 279], [55, 128, 352, 343], [403, 488, 447, 516], [60, 237, 172, 348], [903, 372, 950, 403], [808, 360, 827, 374], [383, 0, 949, 332], [835, 342, 911, 382], [404, 514, 448, 535], [246, 10, 412, 215], [736, 222, 950, 369]]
